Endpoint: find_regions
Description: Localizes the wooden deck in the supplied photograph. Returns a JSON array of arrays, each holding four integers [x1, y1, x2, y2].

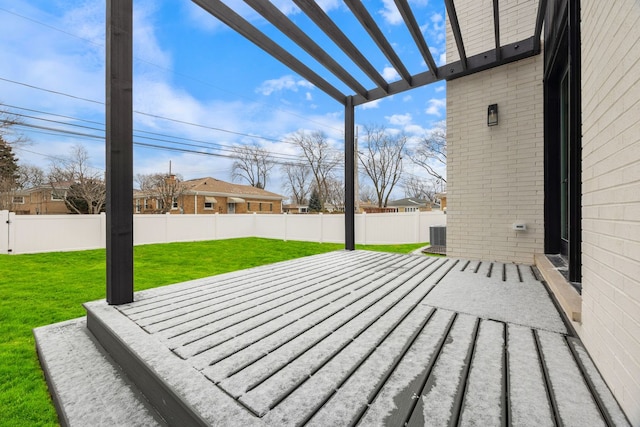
[[40, 250, 630, 426]]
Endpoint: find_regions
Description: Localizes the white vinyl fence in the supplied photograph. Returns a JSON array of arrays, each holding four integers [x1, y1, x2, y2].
[[0, 210, 446, 255]]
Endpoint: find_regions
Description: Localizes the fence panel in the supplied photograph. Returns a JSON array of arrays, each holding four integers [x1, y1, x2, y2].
[[0, 211, 9, 253], [165, 215, 216, 243], [254, 214, 286, 240], [215, 215, 255, 240], [8, 213, 104, 254], [2, 211, 446, 254]]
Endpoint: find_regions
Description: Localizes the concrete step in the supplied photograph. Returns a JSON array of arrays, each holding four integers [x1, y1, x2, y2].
[[34, 318, 167, 427]]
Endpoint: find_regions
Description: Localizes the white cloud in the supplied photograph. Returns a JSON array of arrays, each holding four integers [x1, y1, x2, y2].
[[439, 52, 446, 65], [379, 0, 402, 25], [435, 84, 446, 93], [184, 0, 255, 32], [382, 66, 400, 82], [403, 95, 413, 102], [133, 2, 172, 69], [360, 99, 383, 110], [425, 98, 446, 117], [256, 75, 315, 96], [386, 113, 412, 126], [316, 0, 341, 13], [404, 124, 427, 135], [305, 92, 313, 101]]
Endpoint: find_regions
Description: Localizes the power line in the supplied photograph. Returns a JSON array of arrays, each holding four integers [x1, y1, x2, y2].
[[7, 109, 308, 164], [0, 6, 343, 133], [0, 77, 338, 147]]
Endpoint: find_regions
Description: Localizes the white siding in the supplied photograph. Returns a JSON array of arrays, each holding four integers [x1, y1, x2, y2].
[[580, 1, 640, 423]]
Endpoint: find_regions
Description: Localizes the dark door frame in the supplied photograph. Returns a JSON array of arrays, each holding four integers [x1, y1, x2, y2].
[[544, 0, 581, 282]]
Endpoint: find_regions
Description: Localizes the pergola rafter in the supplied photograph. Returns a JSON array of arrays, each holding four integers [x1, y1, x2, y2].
[[105, 0, 546, 304]]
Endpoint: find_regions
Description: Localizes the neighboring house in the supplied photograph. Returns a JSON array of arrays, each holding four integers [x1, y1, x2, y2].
[[12, 183, 73, 215], [283, 203, 309, 214], [446, 0, 640, 420], [0, 189, 30, 215], [386, 198, 432, 213], [134, 177, 285, 214]]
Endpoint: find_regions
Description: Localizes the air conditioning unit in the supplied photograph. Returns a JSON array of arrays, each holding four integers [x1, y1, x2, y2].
[[430, 225, 446, 247]]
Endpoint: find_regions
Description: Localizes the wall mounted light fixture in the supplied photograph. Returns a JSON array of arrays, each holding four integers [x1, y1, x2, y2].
[[487, 104, 498, 126]]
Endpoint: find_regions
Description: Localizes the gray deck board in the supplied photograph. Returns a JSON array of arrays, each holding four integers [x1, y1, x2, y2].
[[39, 250, 630, 426]]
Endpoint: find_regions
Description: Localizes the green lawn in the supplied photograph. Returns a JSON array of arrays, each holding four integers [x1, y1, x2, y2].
[[0, 238, 428, 426]]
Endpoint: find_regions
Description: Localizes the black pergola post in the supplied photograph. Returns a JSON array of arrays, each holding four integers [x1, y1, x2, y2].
[[105, 0, 134, 305], [344, 96, 355, 251]]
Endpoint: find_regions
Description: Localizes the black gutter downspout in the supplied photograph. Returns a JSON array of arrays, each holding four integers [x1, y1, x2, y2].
[[568, 0, 581, 283], [106, 0, 134, 304], [345, 96, 355, 251]]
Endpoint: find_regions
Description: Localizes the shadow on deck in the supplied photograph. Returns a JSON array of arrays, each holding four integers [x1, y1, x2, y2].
[[34, 251, 631, 426]]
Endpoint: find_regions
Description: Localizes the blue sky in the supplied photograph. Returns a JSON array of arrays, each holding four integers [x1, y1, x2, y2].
[[0, 0, 447, 198]]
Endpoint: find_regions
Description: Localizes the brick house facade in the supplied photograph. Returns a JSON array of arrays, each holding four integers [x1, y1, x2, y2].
[[134, 177, 284, 215]]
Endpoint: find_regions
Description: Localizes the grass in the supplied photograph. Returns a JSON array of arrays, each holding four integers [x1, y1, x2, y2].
[[0, 238, 428, 426]]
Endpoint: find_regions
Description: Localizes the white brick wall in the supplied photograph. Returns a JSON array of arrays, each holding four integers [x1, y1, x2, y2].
[[581, 1, 640, 423], [446, 0, 544, 264]]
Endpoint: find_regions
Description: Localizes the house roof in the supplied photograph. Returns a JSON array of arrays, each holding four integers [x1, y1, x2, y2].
[[24, 181, 74, 193], [182, 177, 284, 201], [386, 197, 430, 207]]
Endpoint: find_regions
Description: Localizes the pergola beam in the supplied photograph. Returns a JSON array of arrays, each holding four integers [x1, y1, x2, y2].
[[534, 0, 548, 51], [445, 0, 468, 71], [493, 0, 501, 60], [292, 0, 389, 93], [193, 0, 346, 104], [345, 0, 412, 84], [244, 0, 369, 98], [394, 0, 439, 78], [352, 37, 538, 106]]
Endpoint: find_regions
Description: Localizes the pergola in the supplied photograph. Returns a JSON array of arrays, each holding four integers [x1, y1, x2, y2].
[[105, 0, 547, 304]]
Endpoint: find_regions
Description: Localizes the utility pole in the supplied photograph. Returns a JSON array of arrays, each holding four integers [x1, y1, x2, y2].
[[354, 126, 359, 213]]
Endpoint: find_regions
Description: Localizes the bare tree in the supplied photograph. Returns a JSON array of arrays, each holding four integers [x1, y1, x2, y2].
[[287, 130, 340, 209], [358, 125, 407, 208], [403, 175, 435, 201], [325, 177, 345, 212], [17, 164, 45, 189], [412, 121, 446, 183], [0, 106, 28, 147], [0, 139, 19, 210], [281, 161, 312, 204], [0, 106, 29, 210], [136, 173, 186, 213], [231, 143, 274, 189], [49, 145, 105, 214], [359, 184, 376, 203]]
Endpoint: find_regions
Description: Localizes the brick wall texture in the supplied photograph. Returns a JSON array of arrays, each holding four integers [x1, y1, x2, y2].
[[446, 0, 544, 264], [580, 1, 640, 422]]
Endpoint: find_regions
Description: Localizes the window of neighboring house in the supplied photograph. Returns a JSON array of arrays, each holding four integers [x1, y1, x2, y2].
[[204, 200, 214, 210], [135, 199, 141, 213], [259, 202, 263, 211], [144, 198, 149, 210], [172, 197, 178, 210], [270, 203, 273, 212], [12, 196, 25, 204], [158, 199, 164, 210], [405, 207, 418, 212], [51, 191, 64, 201], [247, 202, 252, 211]]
